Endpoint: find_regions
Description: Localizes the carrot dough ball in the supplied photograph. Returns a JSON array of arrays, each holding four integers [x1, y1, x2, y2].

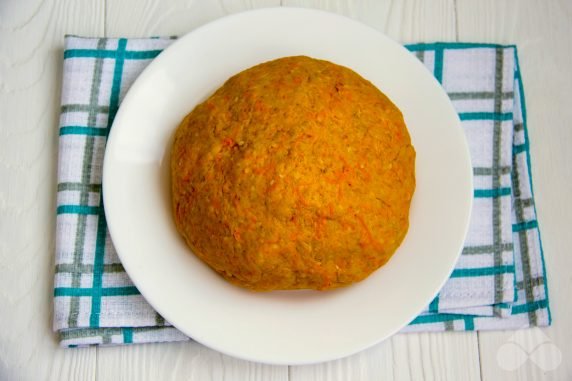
[[171, 56, 415, 291]]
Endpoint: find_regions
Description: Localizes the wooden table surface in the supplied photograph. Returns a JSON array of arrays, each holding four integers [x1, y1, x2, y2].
[[1, 0, 571, 380]]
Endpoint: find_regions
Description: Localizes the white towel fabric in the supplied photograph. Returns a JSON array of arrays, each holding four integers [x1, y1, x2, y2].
[[54, 37, 550, 346]]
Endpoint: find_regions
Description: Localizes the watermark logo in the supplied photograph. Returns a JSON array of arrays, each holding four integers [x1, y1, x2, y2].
[[496, 327, 561, 371]]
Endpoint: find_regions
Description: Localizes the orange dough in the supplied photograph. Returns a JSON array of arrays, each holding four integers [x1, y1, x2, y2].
[[171, 56, 416, 291]]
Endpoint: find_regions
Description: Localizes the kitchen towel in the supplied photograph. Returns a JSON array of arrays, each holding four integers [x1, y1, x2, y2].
[[54, 37, 550, 346]]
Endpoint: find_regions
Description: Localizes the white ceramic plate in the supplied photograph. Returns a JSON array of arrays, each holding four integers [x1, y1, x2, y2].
[[103, 8, 472, 365]]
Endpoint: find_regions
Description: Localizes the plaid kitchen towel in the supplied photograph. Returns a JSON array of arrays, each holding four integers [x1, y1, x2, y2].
[[54, 37, 551, 346], [402, 43, 551, 331]]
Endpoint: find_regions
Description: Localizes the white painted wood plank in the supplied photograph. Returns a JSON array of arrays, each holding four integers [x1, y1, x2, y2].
[[282, 1, 481, 379], [97, 341, 288, 381], [282, 0, 457, 43], [457, 0, 572, 379], [289, 340, 394, 381], [99, 1, 287, 381], [391, 333, 480, 381], [281, 0, 392, 35], [47, 347, 97, 381], [106, 0, 280, 37], [290, 331, 480, 381], [0, 0, 103, 380]]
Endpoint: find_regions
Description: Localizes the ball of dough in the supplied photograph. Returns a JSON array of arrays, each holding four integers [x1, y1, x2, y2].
[[171, 56, 415, 291]]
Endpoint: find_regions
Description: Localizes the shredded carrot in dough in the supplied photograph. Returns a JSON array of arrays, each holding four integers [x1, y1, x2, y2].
[[171, 56, 415, 291]]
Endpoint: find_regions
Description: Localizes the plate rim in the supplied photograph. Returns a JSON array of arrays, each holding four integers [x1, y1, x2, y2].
[[103, 7, 473, 365]]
